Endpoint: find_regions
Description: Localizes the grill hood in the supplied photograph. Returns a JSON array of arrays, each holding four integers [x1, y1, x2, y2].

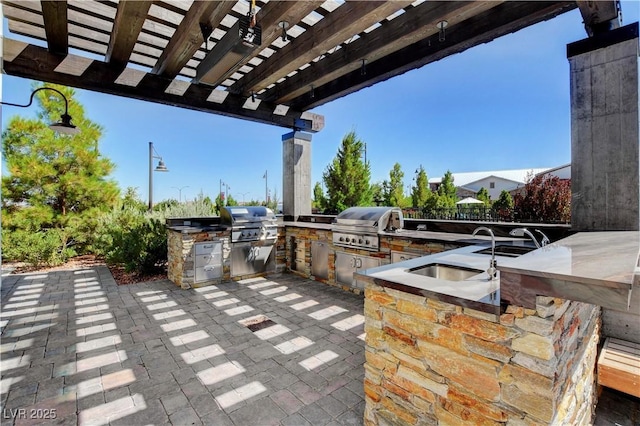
[[332, 206, 404, 234], [220, 206, 276, 226]]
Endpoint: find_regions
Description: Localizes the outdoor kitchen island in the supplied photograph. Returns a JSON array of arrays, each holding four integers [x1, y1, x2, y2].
[[354, 231, 639, 425]]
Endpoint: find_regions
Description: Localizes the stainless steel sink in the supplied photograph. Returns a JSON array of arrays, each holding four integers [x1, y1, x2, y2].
[[474, 245, 536, 258], [408, 263, 483, 281]]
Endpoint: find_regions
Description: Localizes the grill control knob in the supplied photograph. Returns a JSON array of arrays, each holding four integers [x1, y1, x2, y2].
[[358, 239, 363, 244], [345, 238, 351, 243], [365, 240, 370, 245], [339, 237, 345, 242]]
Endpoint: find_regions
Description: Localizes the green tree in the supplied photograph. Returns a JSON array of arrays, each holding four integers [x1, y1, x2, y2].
[[226, 194, 239, 206], [2, 83, 119, 265], [323, 131, 372, 212], [476, 187, 491, 205], [371, 182, 384, 206], [411, 165, 432, 208], [382, 163, 406, 207], [312, 182, 325, 210], [435, 170, 458, 208]]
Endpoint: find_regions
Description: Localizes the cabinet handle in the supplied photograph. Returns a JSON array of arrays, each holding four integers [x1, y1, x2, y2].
[[356, 258, 363, 268]]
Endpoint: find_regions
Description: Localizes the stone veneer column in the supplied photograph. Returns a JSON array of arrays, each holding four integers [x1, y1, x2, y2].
[[363, 283, 601, 425], [569, 22, 639, 231], [282, 131, 312, 220]]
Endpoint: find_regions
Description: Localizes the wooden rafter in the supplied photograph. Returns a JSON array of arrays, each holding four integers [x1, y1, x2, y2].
[[2, 38, 324, 132], [289, 0, 577, 110], [229, 0, 414, 96], [152, 1, 236, 78], [105, 0, 152, 65], [195, 0, 324, 87], [264, 1, 502, 104], [41, 0, 68, 55], [576, 0, 620, 36]]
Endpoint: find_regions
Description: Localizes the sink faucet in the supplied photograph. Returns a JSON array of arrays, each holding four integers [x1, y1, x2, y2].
[[472, 226, 497, 280], [509, 227, 550, 248]]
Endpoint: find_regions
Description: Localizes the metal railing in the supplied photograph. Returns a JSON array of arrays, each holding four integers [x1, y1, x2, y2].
[[402, 206, 569, 224]]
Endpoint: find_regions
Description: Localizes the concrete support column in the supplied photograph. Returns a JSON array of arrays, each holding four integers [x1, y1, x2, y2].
[[568, 23, 639, 231], [282, 131, 312, 221]]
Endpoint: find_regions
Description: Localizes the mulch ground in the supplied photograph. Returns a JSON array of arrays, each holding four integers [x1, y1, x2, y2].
[[4, 255, 168, 286]]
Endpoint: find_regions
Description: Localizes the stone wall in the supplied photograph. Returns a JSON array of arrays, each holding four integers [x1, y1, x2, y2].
[[363, 282, 601, 425], [167, 229, 230, 289]]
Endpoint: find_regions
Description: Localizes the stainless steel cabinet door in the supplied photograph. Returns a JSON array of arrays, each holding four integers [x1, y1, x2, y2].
[[311, 241, 329, 280], [335, 252, 356, 286], [354, 256, 380, 290]]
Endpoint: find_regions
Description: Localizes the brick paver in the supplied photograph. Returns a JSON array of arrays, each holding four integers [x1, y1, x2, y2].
[[1, 268, 365, 425]]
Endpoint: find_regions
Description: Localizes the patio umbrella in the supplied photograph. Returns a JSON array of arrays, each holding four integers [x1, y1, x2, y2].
[[456, 197, 485, 204]]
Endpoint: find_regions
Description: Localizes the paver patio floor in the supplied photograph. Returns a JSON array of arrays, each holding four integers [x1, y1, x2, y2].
[[1, 267, 365, 426]]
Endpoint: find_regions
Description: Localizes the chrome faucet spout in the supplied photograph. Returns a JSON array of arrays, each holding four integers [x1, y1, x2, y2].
[[535, 229, 550, 247], [509, 227, 541, 248], [472, 226, 497, 280]]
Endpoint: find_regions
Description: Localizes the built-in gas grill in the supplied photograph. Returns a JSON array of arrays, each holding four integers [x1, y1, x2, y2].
[[221, 206, 278, 277], [331, 206, 404, 251], [221, 206, 278, 243]]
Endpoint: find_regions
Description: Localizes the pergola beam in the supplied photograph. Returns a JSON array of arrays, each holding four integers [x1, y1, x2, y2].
[[290, 0, 577, 110], [2, 38, 324, 132], [41, 1, 68, 55], [152, 1, 236, 78], [106, 0, 153, 66], [263, 0, 502, 104], [576, 0, 620, 36], [195, 0, 323, 87], [229, 0, 413, 96]]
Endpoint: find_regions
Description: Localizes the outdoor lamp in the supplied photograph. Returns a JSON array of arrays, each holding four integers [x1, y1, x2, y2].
[[0, 87, 80, 135], [149, 141, 169, 211]]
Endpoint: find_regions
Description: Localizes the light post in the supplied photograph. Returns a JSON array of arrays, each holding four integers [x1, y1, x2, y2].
[[219, 179, 226, 205], [172, 185, 189, 202], [0, 87, 80, 134], [225, 183, 231, 204], [263, 170, 268, 205], [148, 142, 169, 211]]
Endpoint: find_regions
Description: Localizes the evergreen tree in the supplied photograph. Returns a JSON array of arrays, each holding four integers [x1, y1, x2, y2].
[[493, 190, 514, 221], [312, 182, 325, 210], [476, 187, 491, 205], [435, 170, 458, 207], [2, 83, 119, 264], [383, 163, 406, 207], [411, 165, 431, 208], [323, 131, 372, 212]]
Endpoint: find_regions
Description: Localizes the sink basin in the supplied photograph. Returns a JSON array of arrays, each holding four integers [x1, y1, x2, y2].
[[408, 263, 483, 281], [474, 245, 536, 258]]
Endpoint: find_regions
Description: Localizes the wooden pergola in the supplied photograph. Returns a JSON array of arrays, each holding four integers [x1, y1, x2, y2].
[[1, 1, 620, 132]]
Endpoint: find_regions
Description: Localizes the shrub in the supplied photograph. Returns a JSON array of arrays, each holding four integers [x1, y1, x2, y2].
[[2, 228, 75, 267]]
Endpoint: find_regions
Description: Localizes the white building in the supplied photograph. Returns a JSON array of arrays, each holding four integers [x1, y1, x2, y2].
[[429, 165, 570, 200]]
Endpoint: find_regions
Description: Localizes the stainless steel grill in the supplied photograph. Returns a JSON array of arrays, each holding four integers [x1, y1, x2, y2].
[[220, 206, 278, 243], [221, 206, 278, 277], [331, 206, 404, 251]]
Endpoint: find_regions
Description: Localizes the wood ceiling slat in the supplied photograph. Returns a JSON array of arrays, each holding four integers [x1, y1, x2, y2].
[[2, 38, 323, 131], [41, 1, 69, 55], [265, 1, 501, 104], [106, 0, 153, 65], [195, 0, 324, 88], [3, 4, 44, 26], [8, 20, 46, 41], [290, 0, 577, 111], [152, 1, 237, 78], [229, 0, 413, 96]]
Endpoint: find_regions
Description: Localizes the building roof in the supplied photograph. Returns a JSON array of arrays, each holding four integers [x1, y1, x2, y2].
[[430, 168, 555, 187]]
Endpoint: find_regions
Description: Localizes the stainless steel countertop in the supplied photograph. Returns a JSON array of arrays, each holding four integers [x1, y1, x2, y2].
[[498, 231, 639, 312], [356, 231, 640, 313]]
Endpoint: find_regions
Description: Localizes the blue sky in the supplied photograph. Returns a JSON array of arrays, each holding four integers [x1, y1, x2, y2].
[[2, 4, 639, 204]]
